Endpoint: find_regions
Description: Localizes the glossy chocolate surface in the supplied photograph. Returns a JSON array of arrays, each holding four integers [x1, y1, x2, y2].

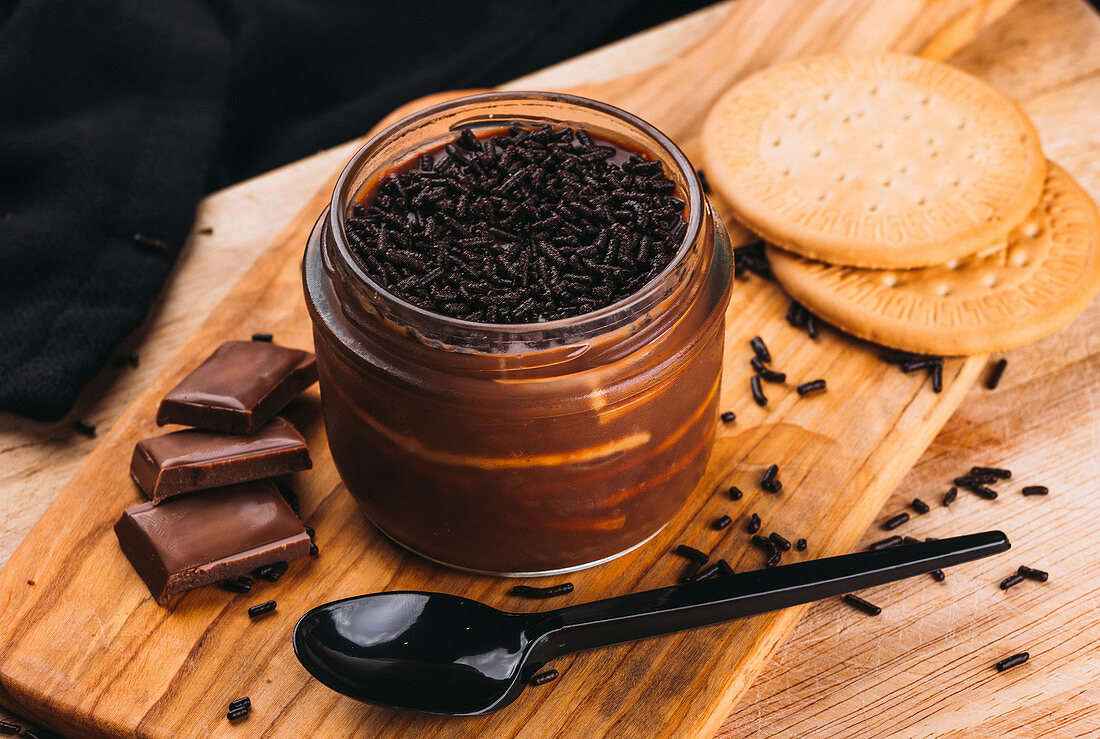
[[156, 341, 317, 434], [114, 479, 310, 604], [131, 416, 311, 503]]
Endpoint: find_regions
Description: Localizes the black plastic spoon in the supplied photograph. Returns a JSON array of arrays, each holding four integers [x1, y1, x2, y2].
[[293, 530, 1008, 715]]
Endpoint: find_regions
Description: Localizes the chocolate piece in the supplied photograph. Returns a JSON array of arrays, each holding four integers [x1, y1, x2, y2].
[[131, 417, 311, 503], [156, 341, 317, 434], [114, 480, 310, 605]]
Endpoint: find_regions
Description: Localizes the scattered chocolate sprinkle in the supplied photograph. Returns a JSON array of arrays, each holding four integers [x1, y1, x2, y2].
[[255, 561, 288, 582], [22, 730, 42, 739], [911, 498, 930, 514], [197, 226, 215, 235], [1022, 485, 1049, 496], [747, 513, 761, 534], [132, 233, 172, 253], [675, 544, 708, 563], [805, 313, 819, 339], [1000, 573, 1024, 590], [720, 411, 737, 423], [1018, 566, 1049, 582], [968, 484, 999, 500], [692, 562, 722, 581], [985, 358, 1008, 390], [786, 300, 808, 328], [511, 583, 574, 599], [883, 512, 910, 530], [734, 242, 773, 280], [344, 126, 687, 323], [750, 336, 772, 363], [942, 487, 958, 507], [220, 576, 253, 594], [531, 669, 559, 686], [769, 532, 792, 551], [900, 357, 944, 373], [930, 570, 946, 582], [995, 652, 1029, 671], [841, 594, 881, 616], [71, 419, 96, 437], [796, 379, 826, 396], [796, 538, 807, 551], [870, 535, 902, 550], [713, 514, 732, 531], [924, 537, 939, 542], [931, 364, 943, 393], [880, 349, 927, 365], [751, 535, 773, 552], [901, 536, 920, 545], [750, 375, 767, 406], [248, 600, 277, 619], [309, 542, 320, 556], [229, 697, 251, 712], [717, 559, 735, 576], [728, 485, 743, 501], [0, 721, 20, 735], [761, 464, 779, 489], [972, 466, 1011, 480], [751, 356, 786, 383], [227, 705, 250, 721], [26, 579, 34, 586], [696, 169, 710, 194], [764, 479, 783, 494], [251, 333, 274, 343]]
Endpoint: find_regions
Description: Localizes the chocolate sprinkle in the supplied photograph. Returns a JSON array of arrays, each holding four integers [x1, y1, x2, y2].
[[750, 336, 772, 364], [675, 544, 708, 563], [255, 561, 288, 582], [713, 514, 732, 531], [796, 538, 807, 551], [870, 535, 902, 550], [805, 313, 819, 339], [0, 721, 20, 736], [841, 594, 881, 616], [717, 559, 735, 576], [219, 576, 253, 594], [248, 600, 277, 619], [930, 570, 946, 582], [968, 484, 999, 500], [943, 487, 958, 507], [229, 697, 251, 712], [72, 419, 97, 437], [309, 542, 320, 556], [769, 532, 792, 551], [900, 357, 944, 372], [227, 706, 250, 721], [750, 375, 767, 406], [276, 482, 300, 514], [786, 300, 808, 327], [692, 562, 722, 581], [796, 379, 826, 396], [511, 583, 574, 599], [995, 652, 1029, 671], [986, 358, 1008, 390], [931, 363, 943, 393], [720, 411, 737, 423], [696, 169, 711, 194], [728, 485, 743, 501], [883, 512, 910, 530], [911, 498, 930, 514], [747, 513, 762, 534], [250, 332, 273, 343], [344, 126, 687, 323], [1018, 565, 1049, 582], [1000, 573, 1024, 590], [530, 669, 559, 686], [761, 464, 779, 489], [1022, 485, 1049, 496], [972, 466, 1011, 480], [751, 356, 786, 383]]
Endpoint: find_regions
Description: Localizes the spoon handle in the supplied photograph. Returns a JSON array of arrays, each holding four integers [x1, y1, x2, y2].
[[532, 531, 1008, 657]]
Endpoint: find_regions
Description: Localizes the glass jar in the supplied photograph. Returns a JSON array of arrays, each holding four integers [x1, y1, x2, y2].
[[303, 92, 732, 576]]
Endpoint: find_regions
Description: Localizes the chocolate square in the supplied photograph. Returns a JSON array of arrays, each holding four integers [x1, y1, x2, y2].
[[156, 341, 317, 434]]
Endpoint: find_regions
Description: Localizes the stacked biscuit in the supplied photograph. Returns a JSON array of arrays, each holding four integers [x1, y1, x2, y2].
[[701, 52, 1100, 355]]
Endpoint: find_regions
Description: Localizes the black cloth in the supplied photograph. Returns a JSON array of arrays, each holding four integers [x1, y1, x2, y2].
[[0, 0, 715, 421]]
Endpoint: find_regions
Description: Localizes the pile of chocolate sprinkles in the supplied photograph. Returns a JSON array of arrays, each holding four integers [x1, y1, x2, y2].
[[344, 125, 688, 323]]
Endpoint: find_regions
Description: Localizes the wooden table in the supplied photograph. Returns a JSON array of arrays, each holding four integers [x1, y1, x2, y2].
[[2, 0, 1098, 735]]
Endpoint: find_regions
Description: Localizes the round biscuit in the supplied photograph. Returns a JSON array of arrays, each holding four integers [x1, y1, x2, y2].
[[767, 161, 1100, 355], [703, 53, 1046, 268]]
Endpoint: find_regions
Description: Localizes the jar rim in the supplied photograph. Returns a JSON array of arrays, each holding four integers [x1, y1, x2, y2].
[[328, 90, 705, 337]]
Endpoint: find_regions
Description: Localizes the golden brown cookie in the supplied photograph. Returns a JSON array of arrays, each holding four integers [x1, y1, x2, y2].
[[702, 53, 1045, 268], [767, 162, 1100, 355]]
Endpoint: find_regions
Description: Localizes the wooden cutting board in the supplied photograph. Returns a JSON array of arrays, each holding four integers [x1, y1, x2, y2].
[[1, 0, 1095, 736]]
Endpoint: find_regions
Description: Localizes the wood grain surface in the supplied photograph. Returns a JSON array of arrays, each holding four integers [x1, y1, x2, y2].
[[1, 0, 1098, 736]]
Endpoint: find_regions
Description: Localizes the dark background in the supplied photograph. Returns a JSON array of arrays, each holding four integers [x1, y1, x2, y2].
[[0, 0, 716, 420]]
